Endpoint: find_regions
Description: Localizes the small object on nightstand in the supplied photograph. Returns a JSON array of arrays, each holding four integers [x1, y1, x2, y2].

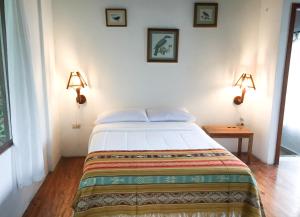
[[202, 125, 254, 164], [239, 117, 244, 126]]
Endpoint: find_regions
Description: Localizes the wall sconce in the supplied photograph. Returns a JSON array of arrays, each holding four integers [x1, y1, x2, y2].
[[66, 72, 88, 104], [233, 73, 256, 105]]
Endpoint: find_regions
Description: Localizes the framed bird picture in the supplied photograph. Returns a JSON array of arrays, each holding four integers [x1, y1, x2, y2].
[[106, 8, 127, 27], [193, 3, 218, 27], [147, 28, 179, 63]]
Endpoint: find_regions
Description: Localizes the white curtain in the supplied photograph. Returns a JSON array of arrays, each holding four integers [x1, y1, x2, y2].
[[5, 0, 49, 187]]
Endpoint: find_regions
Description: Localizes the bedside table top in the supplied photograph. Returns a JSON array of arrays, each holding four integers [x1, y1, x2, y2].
[[202, 125, 253, 138]]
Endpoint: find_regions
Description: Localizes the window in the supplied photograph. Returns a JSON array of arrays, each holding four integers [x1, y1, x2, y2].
[[0, 0, 12, 154]]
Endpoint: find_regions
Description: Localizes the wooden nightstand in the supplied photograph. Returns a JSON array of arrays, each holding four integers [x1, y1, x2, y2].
[[202, 125, 254, 164]]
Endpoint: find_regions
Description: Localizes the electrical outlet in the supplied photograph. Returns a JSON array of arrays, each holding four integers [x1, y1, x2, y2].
[[239, 117, 245, 126], [72, 123, 81, 129]]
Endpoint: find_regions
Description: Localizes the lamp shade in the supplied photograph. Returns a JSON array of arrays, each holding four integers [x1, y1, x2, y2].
[[66, 72, 87, 89], [234, 73, 256, 90]]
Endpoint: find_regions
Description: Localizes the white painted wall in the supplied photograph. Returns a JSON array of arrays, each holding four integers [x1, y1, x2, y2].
[[244, 0, 284, 164], [0, 149, 13, 206], [53, 0, 262, 157], [247, 0, 300, 164], [267, 0, 300, 163]]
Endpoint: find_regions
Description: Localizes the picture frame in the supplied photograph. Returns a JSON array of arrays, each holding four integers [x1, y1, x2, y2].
[[106, 8, 127, 27], [193, 3, 218, 27], [147, 28, 179, 63]]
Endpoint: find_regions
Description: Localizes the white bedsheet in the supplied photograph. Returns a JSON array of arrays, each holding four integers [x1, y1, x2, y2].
[[88, 122, 224, 153]]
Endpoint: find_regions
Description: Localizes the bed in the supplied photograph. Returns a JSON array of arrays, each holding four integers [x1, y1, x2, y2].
[[72, 120, 265, 217]]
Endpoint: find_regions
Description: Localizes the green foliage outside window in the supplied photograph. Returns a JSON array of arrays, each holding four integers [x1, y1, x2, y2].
[[0, 0, 11, 148], [0, 81, 10, 146]]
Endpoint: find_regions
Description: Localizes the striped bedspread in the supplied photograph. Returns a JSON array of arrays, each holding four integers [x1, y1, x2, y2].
[[72, 149, 265, 217]]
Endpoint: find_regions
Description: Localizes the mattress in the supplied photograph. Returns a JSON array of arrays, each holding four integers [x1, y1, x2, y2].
[[73, 122, 265, 217], [88, 122, 224, 152]]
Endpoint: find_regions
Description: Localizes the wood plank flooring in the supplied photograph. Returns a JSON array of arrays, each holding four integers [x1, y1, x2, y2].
[[23, 155, 300, 217], [23, 157, 84, 217]]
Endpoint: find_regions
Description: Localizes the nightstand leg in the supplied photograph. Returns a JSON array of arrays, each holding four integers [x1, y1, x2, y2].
[[247, 135, 253, 164], [238, 138, 242, 156]]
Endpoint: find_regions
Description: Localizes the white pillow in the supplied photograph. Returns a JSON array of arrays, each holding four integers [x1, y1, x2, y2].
[[146, 108, 196, 122], [95, 108, 148, 124]]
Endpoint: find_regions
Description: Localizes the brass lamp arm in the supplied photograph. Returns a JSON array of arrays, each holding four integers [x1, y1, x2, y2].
[[76, 88, 86, 104], [233, 88, 246, 105]]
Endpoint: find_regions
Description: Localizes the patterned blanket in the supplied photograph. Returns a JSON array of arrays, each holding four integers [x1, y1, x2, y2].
[[72, 149, 265, 217]]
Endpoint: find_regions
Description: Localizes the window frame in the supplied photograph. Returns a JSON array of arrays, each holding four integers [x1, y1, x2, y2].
[[0, 140, 13, 154], [0, 0, 13, 155]]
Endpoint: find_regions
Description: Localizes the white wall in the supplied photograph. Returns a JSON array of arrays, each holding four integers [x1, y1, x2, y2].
[[243, 0, 284, 164], [50, 0, 295, 164], [267, 0, 300, 163], [0, 149, 13, 206], [53, 0, 262, 157], [248, 0, 300, 164]]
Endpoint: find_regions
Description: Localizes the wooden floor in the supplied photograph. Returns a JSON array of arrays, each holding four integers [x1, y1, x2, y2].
[[23, 158, 84, 217], [23, 155, 300, 217]]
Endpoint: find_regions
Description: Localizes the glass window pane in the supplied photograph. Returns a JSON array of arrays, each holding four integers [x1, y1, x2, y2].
[[0, 80, 10, 146], [0, 0, 11, 147]]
